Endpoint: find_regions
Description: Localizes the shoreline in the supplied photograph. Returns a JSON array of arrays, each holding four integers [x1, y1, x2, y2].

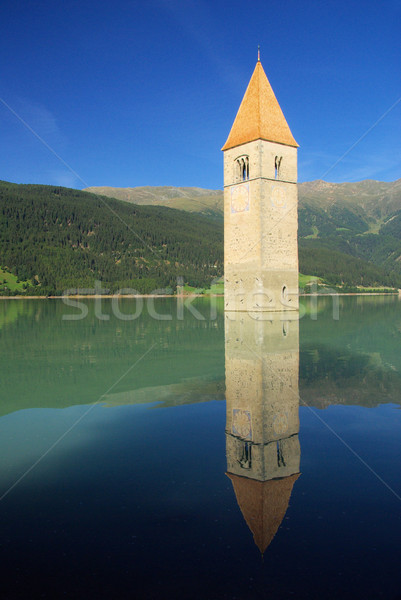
[[0, 292, 399, 300], [300, 292, 400, 297], [0, 294, 222, 300]]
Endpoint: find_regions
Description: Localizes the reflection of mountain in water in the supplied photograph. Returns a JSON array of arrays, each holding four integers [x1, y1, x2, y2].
[[1, 296, 401, 416], [225, 313, 300, 554], [0, 298, 225, 416], [300, 345, 401, 408], [103, 376, 225, 408]]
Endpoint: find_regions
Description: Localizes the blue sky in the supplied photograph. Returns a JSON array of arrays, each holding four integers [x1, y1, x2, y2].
[[0, 0, 400, 189]]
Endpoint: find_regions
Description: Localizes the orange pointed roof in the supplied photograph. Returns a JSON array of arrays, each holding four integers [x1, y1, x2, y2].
[[222, 60, 298, 151], [227, 472, 300, 554]]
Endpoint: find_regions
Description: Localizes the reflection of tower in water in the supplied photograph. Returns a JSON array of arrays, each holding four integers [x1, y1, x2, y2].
[[225, 313, 300, 554]]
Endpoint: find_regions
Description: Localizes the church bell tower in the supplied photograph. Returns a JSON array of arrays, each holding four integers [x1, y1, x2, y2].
[[222, 55, 299, 311]]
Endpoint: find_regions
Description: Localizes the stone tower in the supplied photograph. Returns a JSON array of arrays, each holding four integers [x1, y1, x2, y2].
[[225, 312, 300, 554], [222, 57, 299, 312]]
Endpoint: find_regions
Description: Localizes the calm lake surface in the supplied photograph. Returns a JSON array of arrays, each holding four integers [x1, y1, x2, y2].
[[0, 296, 401, 599]]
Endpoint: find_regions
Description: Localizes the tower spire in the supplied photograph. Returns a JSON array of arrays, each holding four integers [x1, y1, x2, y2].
[[221, 60, 298, 150], [258, 45, 260, 62]]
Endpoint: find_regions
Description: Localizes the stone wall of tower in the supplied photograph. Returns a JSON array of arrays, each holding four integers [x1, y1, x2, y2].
[[225, 313, 300, 482], [224, 139, 299, 312]]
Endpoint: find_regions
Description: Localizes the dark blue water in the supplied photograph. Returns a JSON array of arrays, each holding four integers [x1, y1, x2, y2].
[[0, 296, 400, 599]]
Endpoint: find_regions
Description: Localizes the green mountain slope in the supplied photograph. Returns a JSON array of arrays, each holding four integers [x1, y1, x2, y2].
[[298, 180, 401, 283], [0, 181, 223, 294], [85, 179, 401, 288], [1, 179, 401, 295], [299, 246, 400, 288], [299, 179, 401, 223]]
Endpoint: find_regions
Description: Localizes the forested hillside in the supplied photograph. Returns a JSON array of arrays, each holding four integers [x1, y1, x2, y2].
[[87, 180, 401, 289], [298, 180, 401, 286], [1, 179, 401, 295], [0, 181, 223, 295], [299, 246, 400, 288]]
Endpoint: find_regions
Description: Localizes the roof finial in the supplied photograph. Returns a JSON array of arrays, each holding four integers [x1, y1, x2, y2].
[[258, 45, 260, 62]]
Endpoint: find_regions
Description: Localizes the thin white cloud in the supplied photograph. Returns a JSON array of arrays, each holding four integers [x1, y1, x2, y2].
[[16, 98, 60, 139], [49, 170, 81, 189]]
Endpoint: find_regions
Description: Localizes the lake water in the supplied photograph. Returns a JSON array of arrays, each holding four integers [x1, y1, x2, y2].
[[0, 296, 401, 599]]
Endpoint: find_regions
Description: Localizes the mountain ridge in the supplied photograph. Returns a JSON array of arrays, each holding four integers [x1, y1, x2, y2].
[[85, 178, 401, 221]]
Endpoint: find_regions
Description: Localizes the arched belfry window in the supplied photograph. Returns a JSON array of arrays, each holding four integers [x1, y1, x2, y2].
[[275, 156, 282, 179], [238, 441, 252, 469], [235, 156, 249, 182], [277, 441, 286, 467]]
